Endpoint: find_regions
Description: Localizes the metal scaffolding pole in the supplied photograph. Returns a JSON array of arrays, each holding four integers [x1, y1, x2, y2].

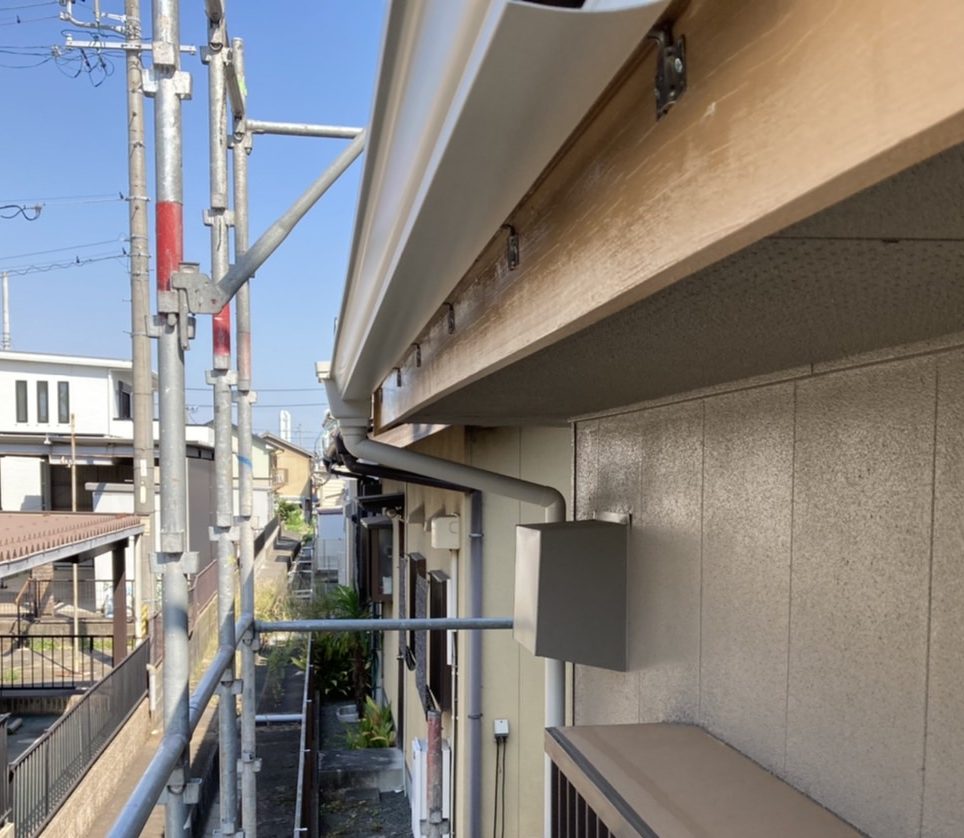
[[151, 0, 191, 833], [125, 0, 154, 643], [243, 118, 362, 138], [230, 35, 260, 838], [108, 612, 252, 838], [205, 4, 239, 832]]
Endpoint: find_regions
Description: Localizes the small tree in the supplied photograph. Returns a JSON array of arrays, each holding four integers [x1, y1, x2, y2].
[[324, 585, 371, 714]]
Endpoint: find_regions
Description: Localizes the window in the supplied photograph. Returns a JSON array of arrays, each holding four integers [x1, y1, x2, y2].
[[36, 381, 48, 424], [116, 381, 132, 419], [428, 570, 452, 712], [15, 380, 27, 423], [57, 381, 69, 424]]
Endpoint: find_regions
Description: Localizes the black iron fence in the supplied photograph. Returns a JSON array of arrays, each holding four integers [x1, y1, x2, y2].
[[0, 715, 9, 828], [150, 557, 221, 667], [15, 579, 134, 620], [0, 634, 136, 692], [9, 640, 149, 837]]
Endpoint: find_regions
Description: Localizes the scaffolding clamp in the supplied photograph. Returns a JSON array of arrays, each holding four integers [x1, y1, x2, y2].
[[208, 523, 239, 541], [150, 549, 199, 575], [141, 65, 192, 100], [239, 751, 262, 773], [159, 774, 201, 805], [171, 263, 228, 315]]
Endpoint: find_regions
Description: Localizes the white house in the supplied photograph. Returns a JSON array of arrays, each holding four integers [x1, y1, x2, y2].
[[0, 350, 152, 511]]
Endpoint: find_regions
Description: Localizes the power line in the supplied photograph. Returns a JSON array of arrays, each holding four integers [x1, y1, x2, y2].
[[1, 236, 129, 260], [0, 192, 126, 205], [0, 13, 58, 26], [0, 251, 127, 276], [0, 1, 58, 10], [0, 203, 41, 220]]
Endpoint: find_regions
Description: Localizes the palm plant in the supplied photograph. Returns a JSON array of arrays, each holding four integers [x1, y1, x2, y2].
[[323, 585, 371, 714]]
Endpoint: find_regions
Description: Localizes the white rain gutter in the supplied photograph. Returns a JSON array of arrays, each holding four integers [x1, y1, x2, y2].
[[327, 2, 670, 833], [333, 0, 671, 407]]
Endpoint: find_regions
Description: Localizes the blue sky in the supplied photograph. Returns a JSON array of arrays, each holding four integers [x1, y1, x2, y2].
[[0, 1, 386, 449]]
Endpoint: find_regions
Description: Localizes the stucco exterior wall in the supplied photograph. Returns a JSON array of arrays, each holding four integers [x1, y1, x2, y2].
[[0, 455, 44, 510], [574, 336, 964, 838], [0, 356, 136, 437]]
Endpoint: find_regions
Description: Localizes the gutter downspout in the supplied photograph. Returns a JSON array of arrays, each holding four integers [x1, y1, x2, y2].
[[324, 381, 565, 838], [468, 491, 483, 838]]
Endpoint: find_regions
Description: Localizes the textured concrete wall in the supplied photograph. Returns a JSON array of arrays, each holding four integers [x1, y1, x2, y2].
[[575, 336, 964, 838]]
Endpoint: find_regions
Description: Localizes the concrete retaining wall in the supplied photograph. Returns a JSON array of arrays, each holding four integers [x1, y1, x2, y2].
[[39, 698, 150, 837]]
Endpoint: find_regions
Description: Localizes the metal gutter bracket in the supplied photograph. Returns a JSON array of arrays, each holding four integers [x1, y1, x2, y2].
[[650, 23, 686, 119]]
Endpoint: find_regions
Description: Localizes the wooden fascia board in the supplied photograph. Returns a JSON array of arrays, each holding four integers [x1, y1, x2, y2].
[[374, 0, 964, 431]]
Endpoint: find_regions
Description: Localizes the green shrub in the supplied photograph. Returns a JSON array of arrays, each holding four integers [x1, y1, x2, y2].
[[345, 697, 396, 749]]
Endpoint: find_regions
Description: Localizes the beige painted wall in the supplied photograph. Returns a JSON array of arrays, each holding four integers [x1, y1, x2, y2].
[[575, 334, 964, 838], [271, 445, 311, 500], [381, 425, 570, 838]]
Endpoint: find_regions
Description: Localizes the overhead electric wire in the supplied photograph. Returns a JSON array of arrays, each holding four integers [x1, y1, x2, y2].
[[0, 13, 58, 25], [1, 236, 129, 261], [0, 203, 41, 220], [0, 251, 127, 276], [0, 192, 125, 205], [0, 1, 58, 10]]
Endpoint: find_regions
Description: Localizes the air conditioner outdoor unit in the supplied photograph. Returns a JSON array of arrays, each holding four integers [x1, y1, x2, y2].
[[410, 737, 451, 837]]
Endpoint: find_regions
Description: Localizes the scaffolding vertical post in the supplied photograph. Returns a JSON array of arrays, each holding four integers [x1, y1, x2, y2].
[[426, 710, 445, 838], [205, 4, 239, 832], [230, 36, 259, 838], [126, 0, 154, 644], [151, 0, 191, 833]]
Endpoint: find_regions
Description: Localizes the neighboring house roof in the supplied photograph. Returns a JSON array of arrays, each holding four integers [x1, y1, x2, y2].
[[0, 511, 143, 578], [260, 432, 313, 459], [330, 0, 670, 404]]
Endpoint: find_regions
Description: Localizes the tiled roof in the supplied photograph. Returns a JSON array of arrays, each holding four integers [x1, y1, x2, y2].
[[0, 512, 143, 563]]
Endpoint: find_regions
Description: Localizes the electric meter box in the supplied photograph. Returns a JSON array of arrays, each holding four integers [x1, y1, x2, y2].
[[513, 519, 627, 671], [430, 514, 461, 550]]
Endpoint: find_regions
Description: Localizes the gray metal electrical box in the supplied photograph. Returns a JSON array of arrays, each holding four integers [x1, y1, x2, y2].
[[513, 519, 627, 671]]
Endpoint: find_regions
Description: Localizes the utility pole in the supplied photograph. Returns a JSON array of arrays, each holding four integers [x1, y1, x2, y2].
[[125, 0, 155, 643], [1, 271, 10, 350]]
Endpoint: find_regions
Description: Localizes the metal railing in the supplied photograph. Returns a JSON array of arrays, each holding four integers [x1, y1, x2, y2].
[[188, 559, 218, 633], [11, 579, 135, 621], [0, 634, 135, 691], [148, 559, 220, 667], [10, 640, 149, 837], [0, 715, 9, 828]]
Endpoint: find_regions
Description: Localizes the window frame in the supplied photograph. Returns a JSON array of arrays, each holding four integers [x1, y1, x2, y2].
[[36, 381, 49, 424], [15, 380, 27, 423], [57, 381, 70, 424]]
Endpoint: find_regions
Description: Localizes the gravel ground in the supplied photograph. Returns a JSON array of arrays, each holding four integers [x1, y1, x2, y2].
[[319, 701, 413, 837]]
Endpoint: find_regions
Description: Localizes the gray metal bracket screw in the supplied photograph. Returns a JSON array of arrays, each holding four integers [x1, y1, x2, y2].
[[649, 23, 686, 119]]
